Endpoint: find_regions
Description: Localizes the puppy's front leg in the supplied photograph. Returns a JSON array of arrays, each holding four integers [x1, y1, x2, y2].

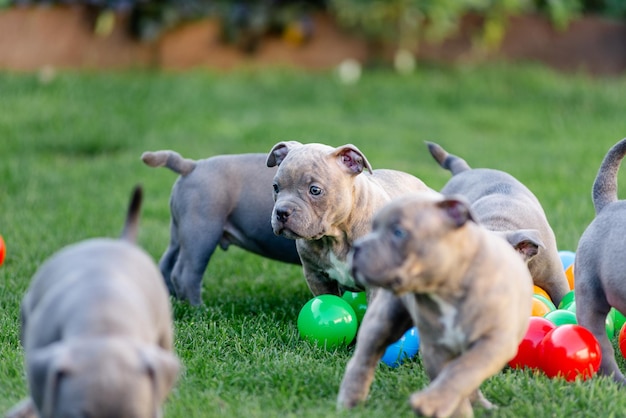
[[337, 289, 412, 409], [302, 264, 341, 296], [410, 333, 512, 418]]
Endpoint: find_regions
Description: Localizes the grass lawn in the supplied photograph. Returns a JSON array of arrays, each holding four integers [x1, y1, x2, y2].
[[2, 63, 626, 417]]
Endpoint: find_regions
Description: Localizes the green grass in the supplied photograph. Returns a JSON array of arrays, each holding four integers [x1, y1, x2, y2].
[[2, 63, 626, 417]]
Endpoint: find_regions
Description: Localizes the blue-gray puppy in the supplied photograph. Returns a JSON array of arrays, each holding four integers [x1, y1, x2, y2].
[[6, 186, 179, 418], [338, 193, 533, 417], [142, 150, 301, 305], [575, 137, 626, 384], [427, 142, 570, 306]]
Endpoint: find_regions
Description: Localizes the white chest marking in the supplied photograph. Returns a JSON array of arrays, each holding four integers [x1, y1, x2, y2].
[[402, 293, 466, 352], [431, 294, 466, 351], [326, 252, 356, 288]]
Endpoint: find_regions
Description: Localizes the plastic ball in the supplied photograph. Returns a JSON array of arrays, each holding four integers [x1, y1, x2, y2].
[[538, 324, 601, 381], [381, 327, 420, 368], [619, 322, 626, 358], [605, 311, 615, 339], [558, 250, 576, 270], [533, 285, 550, 300], [558, 290, 576, 310], [544, 309, 578, 327], [341, 291, 367, 324], [337, 59, 362, 85], [297, 295, 358, 350], [566, 301, 576, 313], [611, 309, 626, 336], [0, 235, 5, 267], [509, 316, 556, 370], [568, 304, 615, 339], [565, 264, 575, 290], [531, 297, 553, 317], [533, 294, 556, 312]]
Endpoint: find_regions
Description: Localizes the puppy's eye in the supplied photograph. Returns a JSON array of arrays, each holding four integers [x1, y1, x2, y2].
[[273, 183, 279, 193], [309, 185, 322, 196], [392, 225, 407, 239]]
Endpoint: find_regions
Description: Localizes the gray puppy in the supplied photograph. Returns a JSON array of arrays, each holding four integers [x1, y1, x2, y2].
[[338, 193, 533, 418], [427, 141, 570, 306], [142, 150, 301, 305], [575, 137, 626, 384], [267, 141, 434, 296], [5, 186, 179, 418]]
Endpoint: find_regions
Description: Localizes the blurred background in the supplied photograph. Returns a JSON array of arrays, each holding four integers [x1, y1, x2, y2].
[[1, 0, 625, 74], [3, 2, 626, 417]]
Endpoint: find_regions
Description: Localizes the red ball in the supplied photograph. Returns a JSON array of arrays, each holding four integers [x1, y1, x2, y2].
[[509, 316, 556, 370], [619, 322, 626, 358], [538, 324, 601, 381], [0, 235, 5, 267]]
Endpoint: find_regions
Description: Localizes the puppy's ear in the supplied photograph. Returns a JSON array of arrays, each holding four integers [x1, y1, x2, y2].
[[266, 141, 302, 167], [28, 344, 73, 418], [437, 196, 475, 227], [498, 229, 545, 262], [140, 347, 180, 405], [332, 144, 373, 175]]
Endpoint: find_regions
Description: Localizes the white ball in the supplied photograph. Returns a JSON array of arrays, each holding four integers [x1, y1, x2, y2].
[[394, 49, 416, 75], [337, 59, 362, 85]]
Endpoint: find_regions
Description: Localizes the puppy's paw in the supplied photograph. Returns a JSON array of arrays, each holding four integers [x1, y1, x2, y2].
[[5, 398, 38, 418], [410, 389, 472, 418], [337, 386, 366, 410]]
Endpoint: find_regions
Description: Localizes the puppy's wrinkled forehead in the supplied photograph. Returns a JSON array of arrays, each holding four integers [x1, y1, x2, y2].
[[278, 144, 337, 169], [274, 145, 345, 187], [374, 194, 467, 240], [372, 203, 407, 231]]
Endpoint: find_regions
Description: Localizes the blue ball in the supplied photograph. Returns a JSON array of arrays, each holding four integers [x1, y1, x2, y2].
[[380, 327, 420, 367], [558, 250, 576, 270]]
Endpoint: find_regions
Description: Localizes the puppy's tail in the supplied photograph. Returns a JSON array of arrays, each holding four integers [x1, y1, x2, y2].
[[121, 185, 142, 243], [141, 150, 196, 176], [426, 141, 471, 175], [593, 138, 626, 214]]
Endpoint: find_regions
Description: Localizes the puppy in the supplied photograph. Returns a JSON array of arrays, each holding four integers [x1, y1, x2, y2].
[[266, 141, 434, 296], [427, 141, 570, 306], [575, 137, 626, 384], [6, 186, 180, 418], [142, 150, 301, 305], [338, 193, 533, 417]]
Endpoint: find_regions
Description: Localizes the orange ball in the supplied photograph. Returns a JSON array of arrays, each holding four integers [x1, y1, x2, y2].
[[565, 264, 575, 290], [531, 297, 553, 317], [533, 285, 551, 301]]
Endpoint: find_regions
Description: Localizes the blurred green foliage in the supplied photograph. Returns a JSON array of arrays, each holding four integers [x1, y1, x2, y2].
[[3, 0, 624, 53]]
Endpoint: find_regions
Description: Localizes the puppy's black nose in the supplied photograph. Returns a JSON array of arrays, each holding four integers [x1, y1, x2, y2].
[[275, 207, 292, 223]]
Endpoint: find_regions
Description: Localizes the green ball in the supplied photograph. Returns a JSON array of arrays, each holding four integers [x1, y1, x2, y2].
[[297, 295, 358, 350], [605, 311, 615, 339], [544, 309, 577, 327], [341, 291, 368, 324], [611, 308, 626, 335], [558, 290, 576, 310]]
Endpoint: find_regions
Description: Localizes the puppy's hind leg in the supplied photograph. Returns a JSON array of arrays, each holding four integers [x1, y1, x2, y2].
[[337, 289, 412, 409], [171, 220, 225, 305], [575, 269, 626, 383], [159, 220, 180, 296]]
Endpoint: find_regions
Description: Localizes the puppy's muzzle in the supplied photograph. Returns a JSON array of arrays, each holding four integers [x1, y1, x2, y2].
[[274, 206, 292, 224]]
